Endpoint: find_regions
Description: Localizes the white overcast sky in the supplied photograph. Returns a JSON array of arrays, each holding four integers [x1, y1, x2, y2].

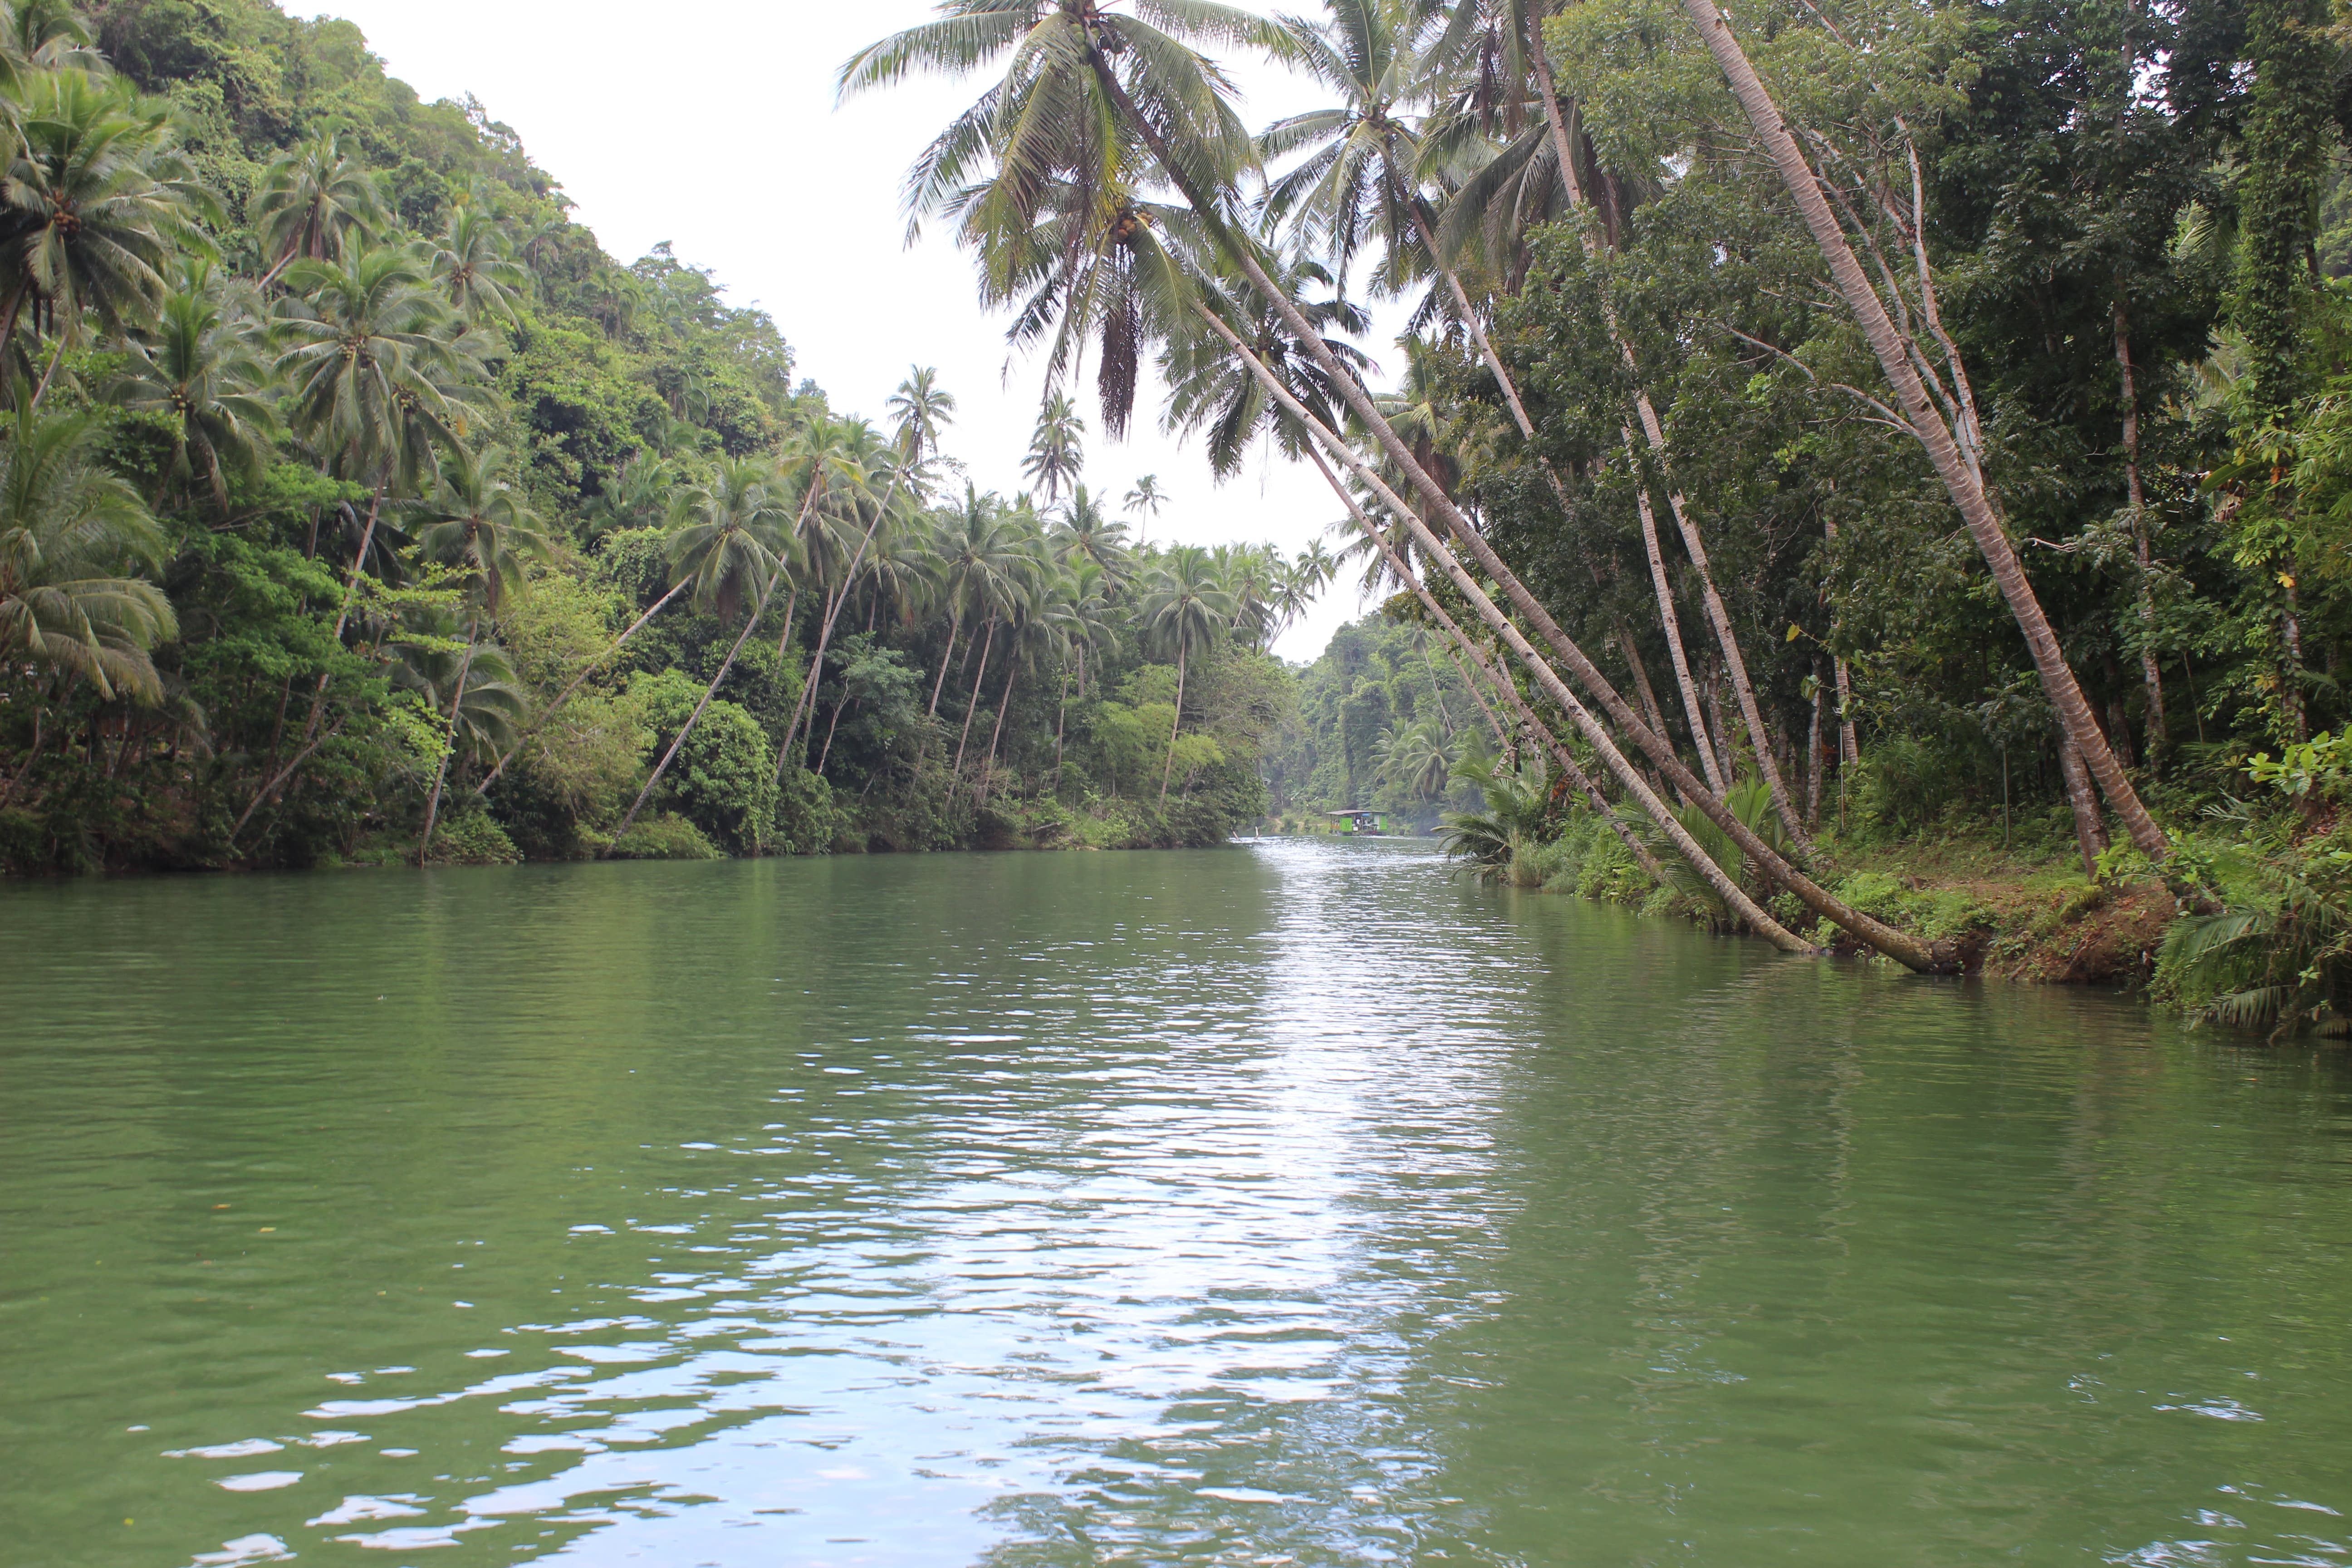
[[313, 0, 1410, 661]]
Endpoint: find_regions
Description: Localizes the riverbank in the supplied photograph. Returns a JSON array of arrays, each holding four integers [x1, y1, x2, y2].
[[1315, 814, 2183, 990]]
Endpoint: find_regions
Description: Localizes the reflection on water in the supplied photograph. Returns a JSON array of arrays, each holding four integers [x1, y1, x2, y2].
[[2, 840, 2350, 1566]]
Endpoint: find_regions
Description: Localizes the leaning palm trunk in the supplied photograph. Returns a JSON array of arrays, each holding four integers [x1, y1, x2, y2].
[[982, 664, 1018, 805], [779, 468, 908, 778], [928, 597, 965, 717], [605, 558, 788, 853], [2058, 729, 2109, 879], [1672, 0, 2168, 864], [953, 617, 996, 775], [475, 579, 692, 799], [1157, 643, 1188, 805], [418, 631, 478, 860], [1314, 447, 1668, 887], [1632, 470, 1724, 792], [1213, 306, 1962, 965], [1524, 11, 1812, 850]]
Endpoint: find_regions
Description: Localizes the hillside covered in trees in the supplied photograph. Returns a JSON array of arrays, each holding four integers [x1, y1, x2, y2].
[[0, 0, 1322, 872]]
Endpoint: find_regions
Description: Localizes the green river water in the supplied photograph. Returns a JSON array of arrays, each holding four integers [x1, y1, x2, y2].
[[4, 838, 2352, 1567]]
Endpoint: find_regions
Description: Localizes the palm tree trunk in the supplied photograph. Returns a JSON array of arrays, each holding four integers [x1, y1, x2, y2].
[[953, 617, 995, 774], [25, 330, 71, 416], [1054, 667, 1070, 786], [929, 598, 965, 717], [258, 480, 389, 830], [475, 578, 691, 799], [1634, 471, 1724, 792], [982, 664, 1017, 805], [1672, 0, 2169, 865], [2058, 729, 2109, 878], [605, 561, 784, 853], [779, 469, 906, 778], [1525, 12, 1813, 852], [418, 632, 478, 860], [1806, 666, 1825, 830], [2111, 304, 2166, 768], [816, 695, 851, 777], [1158, 642, 1187, 805], [1701, 659, 1738, 787]]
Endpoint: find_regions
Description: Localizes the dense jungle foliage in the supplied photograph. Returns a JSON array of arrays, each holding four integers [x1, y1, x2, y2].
[[0, 0, 1326, 871], [846, 0, 2352, 1028]]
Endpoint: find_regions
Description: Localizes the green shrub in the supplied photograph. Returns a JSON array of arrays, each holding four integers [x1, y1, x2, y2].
[[607, 813, 722, 860], [425, 811, 521, 866]]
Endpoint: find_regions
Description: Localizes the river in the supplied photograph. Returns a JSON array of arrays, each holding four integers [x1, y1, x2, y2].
[[2, 838, 2350, 1566]]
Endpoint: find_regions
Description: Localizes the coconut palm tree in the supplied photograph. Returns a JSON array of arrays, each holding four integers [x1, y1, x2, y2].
[[927, 486, 1030, 716], [0, 407, 175, 708], [887, 363, 956, 489], [1122, 473, 1167, 539], [406, 444, 550, 856], [1021, 392, 1086, 504], [0, 69, 217, 405], [428, 202, 530, 324], [1136, 543, 1234, 803], [1049, 484, 1135, 585], [108, 276, 279, 510], [605, 458, 799, 849], [251, 134, 386, 283], [275, 243, 485, 636]]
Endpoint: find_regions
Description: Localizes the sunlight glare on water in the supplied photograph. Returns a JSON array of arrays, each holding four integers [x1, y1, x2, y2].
[[3, 838, 2351, 1566]]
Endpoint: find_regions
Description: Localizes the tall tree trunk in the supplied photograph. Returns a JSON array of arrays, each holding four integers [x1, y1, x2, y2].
[[1200, 302, 1938, 961], [1672, 0, 2170, 866], [1054, 667, 1070, 789], [779, 467, 907, 778], [953, 617, 995, 775], [252, 479, 388, 831], [418, 632, 478, 860], [982, 664, 1018, 804], [1634, 472, 1724, 792], [1806, 664, 1825, 829], [816, 695, 851, 778], [1157, 642, 1187, 805], [2114, 301, 2166, 768], [1125, 77, 1939, 963], [606, 559, 787, 853], [1701, 658, 1739, 789], [2284, 577, 2307, 740], [475, 579, 691, 799], [928, 597, 965, 717], [2058, 729, 2109, 879]]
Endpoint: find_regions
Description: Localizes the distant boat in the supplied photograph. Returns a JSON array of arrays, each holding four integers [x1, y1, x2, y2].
[[1324, 809, 1388, 835]]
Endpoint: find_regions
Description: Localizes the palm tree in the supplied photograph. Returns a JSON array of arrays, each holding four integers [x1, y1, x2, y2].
[[776, 416, 899, 767], [1050, 484, 1135, 585], [606, 458, 799, 848], [1377, 716, 1455, 800], [0, 408, 176, 709], [951, 526, 1040, 777], [0, 70, 217, 406], [108, 276, 279, 510], [404, 444, 550, 857], [926, 486, 1029, 717], [428, 202, 529, 324], [276, 245, 483, 569], [887, 364, 956, 477], [251, 134, 386, 283], [1021, 392, 1086, 504], [1135, 544, 1234, 803], [1122, 473, 1167, 539]]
